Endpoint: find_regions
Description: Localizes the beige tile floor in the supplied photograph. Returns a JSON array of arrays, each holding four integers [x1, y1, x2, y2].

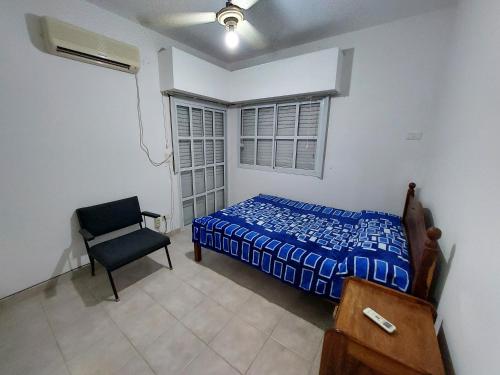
[[0, 227, 333, 375]]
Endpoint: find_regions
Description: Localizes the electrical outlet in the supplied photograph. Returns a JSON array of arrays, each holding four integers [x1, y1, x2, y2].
[[154, 217, 161, 230]]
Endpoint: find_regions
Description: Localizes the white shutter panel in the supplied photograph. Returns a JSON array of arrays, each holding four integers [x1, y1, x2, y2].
[[277, 105, 296, 136], [183, 199, 194, 225], [194, 168, 205, 194], [216, 190, 224, 211], [177, 106, 190, 136], [275, 140, 294, 168], [180, 171, 193, 198], [241, 108, 256, 136], [179, 140, 192, 168], [173, 98, 227, 226], [196, 196, 206, 217], [206, 192, 215, 214], [298, 103, 320, 136], [256, 139, 272, 166], [192, 108, 203, 136], [204, 110, 213, 136], [240, 139, 255, 165], [257, 107, 274, 136], [215, 140, 224, 163], [296, 140, 317, 170], [206, 167, 215, 191], [215, 165, 224, 188], [192, 140, 204, 167], [205, 140, 214, 165], [214, 112, 224, 136]]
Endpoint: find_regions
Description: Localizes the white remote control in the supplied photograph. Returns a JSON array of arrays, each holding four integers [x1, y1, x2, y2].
[[363, 307, 396, 334]]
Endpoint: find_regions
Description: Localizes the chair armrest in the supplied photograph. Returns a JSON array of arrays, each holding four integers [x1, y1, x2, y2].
[[142, 211, 161, 218], [79, 228, 95, 241]]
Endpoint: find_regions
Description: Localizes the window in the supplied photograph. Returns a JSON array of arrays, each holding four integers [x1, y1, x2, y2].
[[239, 97, 330, 178], [171, 98, 226, 226]]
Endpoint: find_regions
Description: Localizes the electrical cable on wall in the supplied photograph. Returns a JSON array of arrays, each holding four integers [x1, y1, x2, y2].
[[134, 70, 175, 233], [134, 73, 172, 167]]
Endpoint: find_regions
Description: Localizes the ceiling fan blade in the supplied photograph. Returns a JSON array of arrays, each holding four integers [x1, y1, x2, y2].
[[145, 12, 216, 28], [232, 0, 260, 10], [239, 20, 267, 49]]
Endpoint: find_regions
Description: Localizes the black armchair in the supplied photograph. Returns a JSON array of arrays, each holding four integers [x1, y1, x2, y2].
[[76, 196, 172, 301]]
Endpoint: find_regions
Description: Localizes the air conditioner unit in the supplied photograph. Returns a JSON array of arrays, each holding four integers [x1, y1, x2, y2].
[[40, 16, 140, 74]]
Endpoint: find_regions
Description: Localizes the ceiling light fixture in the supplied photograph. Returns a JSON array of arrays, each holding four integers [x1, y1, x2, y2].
[[217, 1, 244, 49], [225, 25, 239, 49]]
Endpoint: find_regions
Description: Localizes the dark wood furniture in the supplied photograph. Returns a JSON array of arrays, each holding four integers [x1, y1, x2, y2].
[[320, 277, 445, 375], [402, 182, 441, 300], [76, 196, 172, 301], [193, 182, 442, 301]]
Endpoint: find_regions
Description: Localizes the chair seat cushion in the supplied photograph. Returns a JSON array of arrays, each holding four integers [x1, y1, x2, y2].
[[89, 228, 171, 271]]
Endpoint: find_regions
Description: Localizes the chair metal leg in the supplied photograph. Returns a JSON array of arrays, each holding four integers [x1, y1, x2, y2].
[[90, 256, 95, 276], [106, 270, 120, 302], [165, 246, 173, 269]]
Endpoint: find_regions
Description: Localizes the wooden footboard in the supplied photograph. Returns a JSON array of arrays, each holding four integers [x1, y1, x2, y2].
[[194, 241, 202, 262]]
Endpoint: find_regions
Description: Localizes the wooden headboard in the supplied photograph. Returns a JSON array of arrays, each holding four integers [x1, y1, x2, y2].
[[403, 182, 442, 301]]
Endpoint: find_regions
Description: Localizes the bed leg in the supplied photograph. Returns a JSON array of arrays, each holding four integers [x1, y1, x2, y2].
[[194, 242, 202, 262]]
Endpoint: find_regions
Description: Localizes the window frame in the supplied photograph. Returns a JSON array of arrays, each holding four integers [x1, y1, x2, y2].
[[170, 96, 227, 226], [238, 97, 330, 178]]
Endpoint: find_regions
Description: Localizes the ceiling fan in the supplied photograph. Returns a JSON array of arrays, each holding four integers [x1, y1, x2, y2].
[[144, 0, 265, 50]]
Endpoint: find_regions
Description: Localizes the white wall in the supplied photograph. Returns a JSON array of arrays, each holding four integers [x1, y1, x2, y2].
[[0, 0, 185, 299], [160, 47, 231, 102], [227, 8, 455, 214], [419, 0, 500, 373], [159, 47, 341, 103]]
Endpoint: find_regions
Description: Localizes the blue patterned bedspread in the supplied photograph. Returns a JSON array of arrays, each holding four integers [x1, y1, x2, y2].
[[192, 194, 411, 301]]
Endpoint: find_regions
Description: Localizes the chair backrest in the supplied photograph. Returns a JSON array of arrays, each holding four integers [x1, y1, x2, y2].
[[76, 196, 142, 237]]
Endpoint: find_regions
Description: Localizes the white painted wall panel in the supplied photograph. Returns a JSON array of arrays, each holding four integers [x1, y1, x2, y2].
[[159, 47, 342, 103]]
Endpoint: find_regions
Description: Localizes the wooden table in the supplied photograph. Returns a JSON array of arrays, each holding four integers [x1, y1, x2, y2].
[[320, 277, 445, 375]]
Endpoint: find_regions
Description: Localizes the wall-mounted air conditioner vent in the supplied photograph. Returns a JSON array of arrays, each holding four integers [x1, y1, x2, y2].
[[41, 16, 140, 74]]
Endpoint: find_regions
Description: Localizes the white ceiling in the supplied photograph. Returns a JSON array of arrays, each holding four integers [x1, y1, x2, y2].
[[87, 0, 455, 67]]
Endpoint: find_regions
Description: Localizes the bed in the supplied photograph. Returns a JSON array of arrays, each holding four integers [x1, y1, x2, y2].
[[192, 183, 441, 301]]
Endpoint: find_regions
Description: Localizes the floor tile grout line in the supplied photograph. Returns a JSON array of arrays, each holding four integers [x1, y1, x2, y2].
[[39, 298, 73, 375], [269, 333, 318, 365], [242, 333, 273, 374], [102, 297, 159, 375], [204, 314, 253, 375], [268, 312, 322, 364], [143, 283, 243, 374], [133, 273, 215, 374]]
